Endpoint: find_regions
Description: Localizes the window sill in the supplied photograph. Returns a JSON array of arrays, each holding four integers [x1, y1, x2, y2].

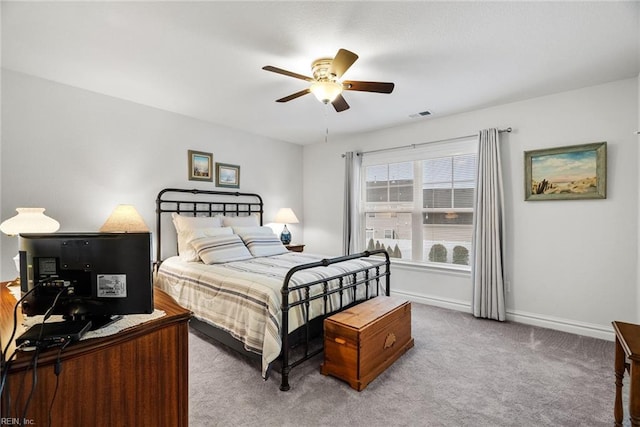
[[389, 258, 471, 276]]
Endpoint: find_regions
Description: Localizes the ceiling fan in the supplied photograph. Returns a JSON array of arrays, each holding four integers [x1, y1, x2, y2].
[[262, 48, 394, 112]]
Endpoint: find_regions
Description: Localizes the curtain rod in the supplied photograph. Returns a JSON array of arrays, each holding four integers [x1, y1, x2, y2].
[[343, 127, 512, 157]]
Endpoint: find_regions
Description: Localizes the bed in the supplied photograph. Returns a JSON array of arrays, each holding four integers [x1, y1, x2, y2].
[[154, 188, 391, 391]]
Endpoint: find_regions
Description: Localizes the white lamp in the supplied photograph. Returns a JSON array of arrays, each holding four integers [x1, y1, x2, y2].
[[0, 207, 60, 283], [0, 208, 60, 236], [100, 205, 149, 233], [274, 208, 299, 245]]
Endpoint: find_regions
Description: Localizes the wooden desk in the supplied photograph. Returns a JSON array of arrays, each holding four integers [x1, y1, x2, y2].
[[613, 321, 640, 426], [1, 282, 191, 427]]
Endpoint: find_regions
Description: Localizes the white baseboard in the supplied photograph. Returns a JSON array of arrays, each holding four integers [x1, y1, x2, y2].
[[505, 310, 614, 341], [391, 289, 471, 313], [390, 289, 614, 341]]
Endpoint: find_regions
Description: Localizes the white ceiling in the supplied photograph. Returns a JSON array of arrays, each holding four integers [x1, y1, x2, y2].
[[2, 1, 639, 145]]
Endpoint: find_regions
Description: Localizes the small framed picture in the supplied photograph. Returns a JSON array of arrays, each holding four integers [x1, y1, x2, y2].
[[188, 150, 213, 182], [216, 163, 240, 188], [524, 142, 606, 201]]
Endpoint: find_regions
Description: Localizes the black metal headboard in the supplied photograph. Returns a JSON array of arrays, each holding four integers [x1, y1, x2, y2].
[[155, 188, 264, 262]]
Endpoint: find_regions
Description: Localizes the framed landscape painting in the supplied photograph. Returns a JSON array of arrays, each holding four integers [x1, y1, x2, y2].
[[216, 163, 240, 188], [524, 142, 606, 201], [188, 150, 213, 182]]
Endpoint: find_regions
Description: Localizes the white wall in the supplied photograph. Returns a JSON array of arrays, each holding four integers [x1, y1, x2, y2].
[[3, 69, 637, 340], [0, 70, 303, 279], [303, 78, 639, 340], [637, 72, 640, 322]]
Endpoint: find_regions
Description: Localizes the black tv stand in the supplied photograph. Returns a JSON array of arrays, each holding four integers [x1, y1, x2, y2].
[[16, 319, 92, 347], [64, 313, 123, 331]]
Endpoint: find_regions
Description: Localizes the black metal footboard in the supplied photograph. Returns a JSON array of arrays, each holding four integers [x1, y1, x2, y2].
[[279, 249, 391, 391]]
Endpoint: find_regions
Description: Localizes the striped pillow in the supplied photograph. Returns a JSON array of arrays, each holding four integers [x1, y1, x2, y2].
[[237, 231, 288, 257], [179, 227, 234, 262], [191, 234, 252, 264], [171, 213, 223, 260]]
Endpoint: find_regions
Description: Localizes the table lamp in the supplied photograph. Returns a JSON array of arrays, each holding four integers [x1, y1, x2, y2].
[[100, 204, 149, 232], [0, 207, 60, 284], [274, 208, 299, 245]]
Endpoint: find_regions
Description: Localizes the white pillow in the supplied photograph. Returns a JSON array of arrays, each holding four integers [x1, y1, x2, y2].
[[172, 213, 222, 232], [221, 214, 260, 227], [172, 213, 223, 259], [179, 227, 234, 262], [231, 226, 274, 235], [237, 231, 288, 257], [191, 234, 253, 264]]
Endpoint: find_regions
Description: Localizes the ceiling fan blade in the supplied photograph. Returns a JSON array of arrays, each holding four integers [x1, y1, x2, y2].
[[332, 94, 350, 112], [343, 80, 395, 94], [276, 88, 310, 103], [329, 49, 358, 79], [262, 65, 313, 82]]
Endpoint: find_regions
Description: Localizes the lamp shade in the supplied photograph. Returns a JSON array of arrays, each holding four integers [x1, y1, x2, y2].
[[309, 81, 343, 104], [274, 208, 299, 224], [0, 208, 60, 236], [100, 204, 149, 233]]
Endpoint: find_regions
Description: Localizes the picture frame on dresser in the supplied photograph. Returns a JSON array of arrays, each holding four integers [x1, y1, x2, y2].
[[188, 150, 213, 182]]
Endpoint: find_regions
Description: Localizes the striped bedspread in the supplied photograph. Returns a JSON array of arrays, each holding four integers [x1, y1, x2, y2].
[[155, 252, 385, 377]]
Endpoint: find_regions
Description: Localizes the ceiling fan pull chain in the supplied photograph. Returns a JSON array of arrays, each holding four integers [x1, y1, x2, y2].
[[324, 104, 330, 143]]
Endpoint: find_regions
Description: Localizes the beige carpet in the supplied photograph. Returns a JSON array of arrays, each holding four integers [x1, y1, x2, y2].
[[188, 302, 619, 426]]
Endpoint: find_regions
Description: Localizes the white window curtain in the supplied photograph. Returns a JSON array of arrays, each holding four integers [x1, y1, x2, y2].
[[343, 151, 362, 255], [471, 128, 506, 321]]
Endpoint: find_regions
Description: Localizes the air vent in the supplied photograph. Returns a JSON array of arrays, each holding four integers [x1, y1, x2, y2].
[[409, 110, 432, 119]]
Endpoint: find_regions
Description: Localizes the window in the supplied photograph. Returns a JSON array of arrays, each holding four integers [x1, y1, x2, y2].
[[362, 138, 477, 268]]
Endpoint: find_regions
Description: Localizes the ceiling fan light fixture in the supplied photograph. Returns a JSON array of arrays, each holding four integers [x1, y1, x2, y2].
[[309, 81, 343, 104], [263, 48, 394, 112]]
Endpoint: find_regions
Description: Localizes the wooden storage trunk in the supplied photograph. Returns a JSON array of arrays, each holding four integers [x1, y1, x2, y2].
[[321, 296, 414, 391]]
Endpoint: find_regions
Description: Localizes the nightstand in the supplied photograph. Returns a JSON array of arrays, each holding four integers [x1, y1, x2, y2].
[[285, 244, 305, 252]]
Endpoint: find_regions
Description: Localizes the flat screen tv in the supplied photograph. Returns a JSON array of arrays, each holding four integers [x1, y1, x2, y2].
[[18, 232, 153, 330]]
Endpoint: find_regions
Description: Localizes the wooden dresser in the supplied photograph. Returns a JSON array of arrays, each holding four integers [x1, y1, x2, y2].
[[0, 282, 191, 427], [321, 296, 414, 391]]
